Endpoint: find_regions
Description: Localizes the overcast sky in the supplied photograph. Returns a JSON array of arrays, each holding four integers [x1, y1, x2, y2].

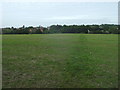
[[2, 2, 118, 27]]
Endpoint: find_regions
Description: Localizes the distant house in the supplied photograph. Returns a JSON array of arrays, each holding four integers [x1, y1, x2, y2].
[[88, 30, 90, 33], [47, 27, 50, 31], [29, 29, 32, 33], [40, 26, 43, 32]]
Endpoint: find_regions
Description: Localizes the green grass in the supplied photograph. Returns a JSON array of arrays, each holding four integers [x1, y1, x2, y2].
[[2, 34, 118, 88]]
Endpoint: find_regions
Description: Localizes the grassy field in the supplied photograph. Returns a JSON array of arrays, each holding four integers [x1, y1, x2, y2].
[[2, 34, 118, 88]]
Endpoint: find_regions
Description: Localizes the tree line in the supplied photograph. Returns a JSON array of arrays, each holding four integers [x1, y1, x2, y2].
[[2, 24, 119, 34]]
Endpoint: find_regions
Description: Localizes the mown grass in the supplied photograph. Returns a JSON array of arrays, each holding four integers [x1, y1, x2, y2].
[[2, 34, 118, 88]]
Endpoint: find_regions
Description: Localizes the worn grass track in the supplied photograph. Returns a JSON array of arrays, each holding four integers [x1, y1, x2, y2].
[[2, 34, 118, 88]]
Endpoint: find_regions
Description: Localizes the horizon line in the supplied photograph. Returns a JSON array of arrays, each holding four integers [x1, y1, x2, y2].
[[2, 23, 118, 28]]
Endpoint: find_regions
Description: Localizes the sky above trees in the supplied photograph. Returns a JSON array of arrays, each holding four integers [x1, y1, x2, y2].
[[2, 2, 118, 27]]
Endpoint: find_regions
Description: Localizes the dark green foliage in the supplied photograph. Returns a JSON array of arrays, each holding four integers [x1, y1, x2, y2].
[[2, 24, 119, 34]]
